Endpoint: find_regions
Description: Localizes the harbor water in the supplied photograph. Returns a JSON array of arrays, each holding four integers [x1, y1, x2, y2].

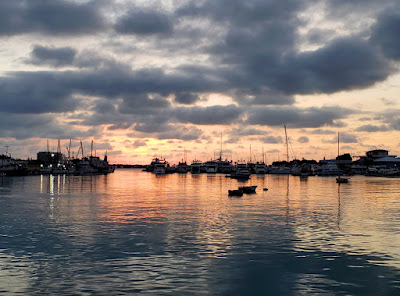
[[1, 169, 400, 295]]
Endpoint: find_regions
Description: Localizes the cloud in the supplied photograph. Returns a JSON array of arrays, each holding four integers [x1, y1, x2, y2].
[[154, 125, 203, 141], [91, 142, 113, 150], [0, 66, 220, 114], [260, 136, 283, 144], [0, 0, 106, 36], [305, 129, 336, 135], [132, 140, 147, 148], [298, 136, 309, 143], [0, 72, 78, 114], [380, 98, 395, 106], [267, 149, 280, 153], [371, 10, 400, 60], [273, 38, 394, 94], [246, 106, 353, 128], [355, 124, 390, 132], [114, 10, 173, 35], [0, 112, 101, 140], [27, 45, 77, 67], [133, 117, 170, 133], [228, 127, 267, 137], [179, 1, 396, 96], [172, 105, 243, 125], [174, 92, 202, 105], [322, 133, 358, 144], [120, 94, 171, 115]]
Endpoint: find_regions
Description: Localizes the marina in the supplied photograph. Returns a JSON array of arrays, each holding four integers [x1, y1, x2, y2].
[[1, 0, 400, 294]]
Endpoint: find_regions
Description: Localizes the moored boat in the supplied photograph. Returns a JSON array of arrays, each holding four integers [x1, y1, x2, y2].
[[191, 160, 202, 174], [228, 189, 243, 196], [177, 161, 188, 173], [238, 185, 257, 193], [229, 162, 251, 179]]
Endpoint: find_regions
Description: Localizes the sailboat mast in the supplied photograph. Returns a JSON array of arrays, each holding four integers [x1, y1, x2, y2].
[[284, 125, 289, 162], [337, 132, 340, 157], [68, 139, 72, 159], [91, 140, 93, 157], [262, 147, 265, 163], [220, 132, 222, 160], [80, 141, 84, 158], [250, 145, 252, 163]]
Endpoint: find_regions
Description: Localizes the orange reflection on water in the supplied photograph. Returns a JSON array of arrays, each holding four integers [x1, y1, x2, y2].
[[36, 170, 400, 268]]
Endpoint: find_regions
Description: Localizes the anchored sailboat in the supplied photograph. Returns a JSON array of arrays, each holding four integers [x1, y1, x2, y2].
[[336, 132, 349, 183]]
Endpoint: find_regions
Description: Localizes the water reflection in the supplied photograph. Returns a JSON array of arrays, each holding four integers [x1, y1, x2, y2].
[[1, 171, 400, 294], [39, 174, 109, 195]]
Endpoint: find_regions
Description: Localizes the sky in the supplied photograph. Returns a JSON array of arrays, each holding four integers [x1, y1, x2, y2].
[[1, 0, 400, 164]]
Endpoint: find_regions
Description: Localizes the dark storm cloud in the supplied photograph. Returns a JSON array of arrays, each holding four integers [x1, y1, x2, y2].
[[0, 0, 106, 36], [0, 112, 99, 140], [174, 92, 202, 105], [0, 66, 223, 114], [28, 46, 132, 70], [70, 66, 222, 100], [27, 45, 77, 67], [0, 72, 78, 113], [172, 105, 243, 125], [324, 0, 396, 18], [247, 106, 353, 128], [120, 94, 171, 115], [177, 0, 303, 27], [371, 10, 400, 60], [272, 38, 393, 94], [233, 89, 295, 105], [178, 0, 396, 96], [115, 10, 173, 35]]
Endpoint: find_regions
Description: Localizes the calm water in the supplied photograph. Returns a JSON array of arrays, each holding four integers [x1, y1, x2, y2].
[[1, 169, 400, 295]]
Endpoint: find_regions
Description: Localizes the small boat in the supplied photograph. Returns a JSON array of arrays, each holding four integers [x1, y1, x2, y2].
[[177, 161, 188, 173], [229, 163, 251, 179], [336, 176, 349, 183], [238, 186, 257, 193], [191, 160, 202, 174], [228, 189, 243, 196], [204, 160, 218, 174]]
